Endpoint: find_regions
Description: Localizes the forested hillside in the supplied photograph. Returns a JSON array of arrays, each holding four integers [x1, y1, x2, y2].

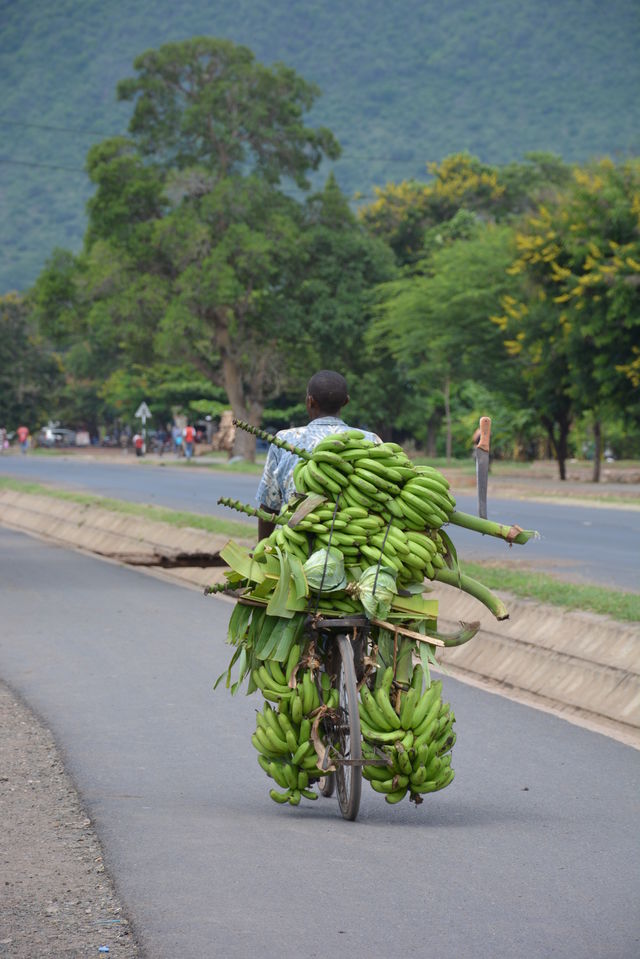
[[1, 0, 639, 292]]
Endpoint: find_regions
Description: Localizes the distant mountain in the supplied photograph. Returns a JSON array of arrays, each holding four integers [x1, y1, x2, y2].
[[1, 0, 638, 292]]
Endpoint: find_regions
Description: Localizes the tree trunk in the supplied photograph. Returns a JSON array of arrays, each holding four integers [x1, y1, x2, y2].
[[542, 412, 571, 480], [219, 350, 263, 462], [592, 418, 602, 483], [443, 375, 452, 463]]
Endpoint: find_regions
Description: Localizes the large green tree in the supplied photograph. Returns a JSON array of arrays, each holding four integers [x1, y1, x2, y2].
[[79, 37, 343, 458], [0, 293, 62, 432]]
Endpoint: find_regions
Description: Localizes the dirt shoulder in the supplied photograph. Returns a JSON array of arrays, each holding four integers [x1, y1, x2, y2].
[[0, 682, 140, 958]]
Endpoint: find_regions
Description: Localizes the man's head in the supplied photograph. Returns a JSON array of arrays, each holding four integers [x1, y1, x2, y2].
[[306, 370, 349, 419]]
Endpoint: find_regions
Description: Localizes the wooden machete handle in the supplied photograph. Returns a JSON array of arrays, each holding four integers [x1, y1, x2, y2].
[[477, 416, 491, 453]]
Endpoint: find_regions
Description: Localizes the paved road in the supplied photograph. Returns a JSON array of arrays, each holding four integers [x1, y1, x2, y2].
[[1, 454, 639, 590], [1, 528, 638, 959]]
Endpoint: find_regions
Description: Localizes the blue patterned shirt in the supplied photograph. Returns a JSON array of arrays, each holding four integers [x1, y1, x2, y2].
[[256, 416, 380, 512]]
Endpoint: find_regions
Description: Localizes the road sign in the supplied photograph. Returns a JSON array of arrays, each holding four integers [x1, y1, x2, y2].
[[135, 402, 151, 422]]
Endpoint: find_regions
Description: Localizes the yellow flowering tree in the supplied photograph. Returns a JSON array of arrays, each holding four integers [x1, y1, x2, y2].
[[359, 152, 570, 266], [492, 158, 640, 480]]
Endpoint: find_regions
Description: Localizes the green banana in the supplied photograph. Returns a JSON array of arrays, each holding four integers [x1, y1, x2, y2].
[[411, 680, 442, 729], [395, 743, 412, 776], [354, 467, 400, 495], [384, 786, 408, 804], [362, 762, 395, 782], [399, 687, 418, 728], [394, 497, 426, 529], [269, 788, 291, 804], [264, 726, 289, 755], [316, 461, 350, 489], [362, 687, 395, 731], [268, 761, 289, 789], [374, 686, 402, 730], [292, 740, 312, 765], [312, 450, 354, 473], [371, 775, 409, 794]]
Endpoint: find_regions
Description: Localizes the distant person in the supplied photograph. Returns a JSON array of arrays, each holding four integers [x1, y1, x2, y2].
[[133, 433, 144, 457], [16, 424, 29, 454], [256, 370, 380, 540], [171, 424, 181, 455], [0, 427, 6, 452], [183, 423, 195, 460]]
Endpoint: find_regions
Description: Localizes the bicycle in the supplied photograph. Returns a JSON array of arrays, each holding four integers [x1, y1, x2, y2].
[[304, 613, 376, 821]]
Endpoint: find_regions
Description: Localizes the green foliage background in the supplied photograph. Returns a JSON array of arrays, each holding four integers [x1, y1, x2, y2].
[[1, 0, 639, 292]]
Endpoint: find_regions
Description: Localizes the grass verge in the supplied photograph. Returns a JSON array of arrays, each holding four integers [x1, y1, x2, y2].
[[0, 477, 254, 539], [170, 456, 266, 474], [462, 560, 640, 623]]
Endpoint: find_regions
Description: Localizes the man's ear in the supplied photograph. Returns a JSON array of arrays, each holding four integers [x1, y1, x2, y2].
[[342, 394, 350, 409]]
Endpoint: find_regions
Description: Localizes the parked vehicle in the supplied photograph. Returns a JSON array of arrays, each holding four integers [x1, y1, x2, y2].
[[37, 426, 77, 448]]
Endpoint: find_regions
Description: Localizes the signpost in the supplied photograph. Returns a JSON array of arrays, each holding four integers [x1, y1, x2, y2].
[[135, 401, 151, 454]]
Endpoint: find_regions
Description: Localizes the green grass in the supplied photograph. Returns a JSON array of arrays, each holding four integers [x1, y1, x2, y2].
[[168, 455, 266, 474], [462, 560, 640, 623], [0, 476, 255, 539]]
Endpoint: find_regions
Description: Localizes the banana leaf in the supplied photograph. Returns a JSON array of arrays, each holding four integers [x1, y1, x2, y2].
[[374, 628, 396, 687], [266, 548, 296, 619], [417, 621, 446, 687], [392, 636, 413, 685], [224, 570, 248, 586], [272, 612, 306, 663], [288, 554, 309, 600], [399, 581, 429, 595], [257, 551, 281, 577], [246, 606, 266, 646], [220, 540, 266, 584], [230, 647, 248, 694], [438, 528, 459, 572], [286, 580, 309, 612], [254, 612, 281, 658], [249, 576, 278, 599], [214, 643, 246, 692], [227, 601, 253, 645], [288, 493, 327, 527], [389, 594, 439, 620]]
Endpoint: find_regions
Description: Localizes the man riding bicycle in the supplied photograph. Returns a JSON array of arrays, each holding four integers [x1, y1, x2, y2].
[[256, 370, 379, 540]]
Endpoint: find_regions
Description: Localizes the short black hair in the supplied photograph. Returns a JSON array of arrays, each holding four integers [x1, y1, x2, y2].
[[307, 370, 348, 414]]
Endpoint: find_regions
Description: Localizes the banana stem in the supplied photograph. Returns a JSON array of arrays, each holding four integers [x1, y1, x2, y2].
[[421, 621, 481, 647], [204, 581, 237, 595], [433, 568, 509, 620], [233, 420, 311, 460], [217, 496, 288, 525], [448, 510, 537, 545]]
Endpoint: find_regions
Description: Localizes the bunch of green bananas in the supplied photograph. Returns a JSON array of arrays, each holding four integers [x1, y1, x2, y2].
[[281, 430, 455, 586], [359, 666, 456, 804], [250, 654, 339, 804]]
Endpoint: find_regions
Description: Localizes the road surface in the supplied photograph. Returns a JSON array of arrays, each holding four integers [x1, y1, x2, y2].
[[1, 454, 638, 590], [1, 527, 638, 959]]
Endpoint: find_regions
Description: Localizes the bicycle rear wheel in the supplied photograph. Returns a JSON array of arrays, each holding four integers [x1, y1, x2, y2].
[[332, 634, 362, 820]]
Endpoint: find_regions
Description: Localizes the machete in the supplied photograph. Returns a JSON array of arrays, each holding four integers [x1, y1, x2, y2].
[[475, 416, 491, 519]]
